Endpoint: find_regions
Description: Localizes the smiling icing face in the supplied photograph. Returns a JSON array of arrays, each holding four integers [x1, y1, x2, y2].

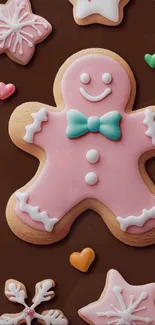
[[61, 54, 131, 115], [80, 72, 112, 102]]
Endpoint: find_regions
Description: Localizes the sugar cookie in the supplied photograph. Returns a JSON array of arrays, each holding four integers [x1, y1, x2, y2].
[[7, 48, 155, 246], [0, 279, 68, 324], [0, 0, 52, 65], [70, 248, 95, 272], [69, 0, 130, 26], [79, 269, 155, 325]]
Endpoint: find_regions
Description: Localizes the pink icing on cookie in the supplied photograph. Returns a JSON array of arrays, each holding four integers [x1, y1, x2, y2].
[[0, 0, 52, 65], [78, 269, 155, 325], [15, 52, 155, 235]]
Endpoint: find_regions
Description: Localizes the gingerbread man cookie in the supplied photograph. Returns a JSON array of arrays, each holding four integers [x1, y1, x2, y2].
[[0, 0, 52, 65], [79, 269, 155, 325], [69, 0, 130, 26], [7, 48, 155, 246]]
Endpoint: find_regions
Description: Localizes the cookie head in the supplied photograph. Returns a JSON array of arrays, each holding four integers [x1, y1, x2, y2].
[[61, 53, 132, 115]]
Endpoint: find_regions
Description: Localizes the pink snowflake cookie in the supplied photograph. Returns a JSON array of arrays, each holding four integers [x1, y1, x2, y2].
[[0, 278, 68, 324], [6, 48, 155, 246], [79, 269, 155, 325], [0, 0, 52, 65], [69, 0, 130, 26]]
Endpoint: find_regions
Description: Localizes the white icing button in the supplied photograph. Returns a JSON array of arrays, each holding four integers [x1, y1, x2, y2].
[[85, 172, 98, 185], [86, 149, 99, 164], [80, 73, 90, 84], [102, 73, 112, 84]]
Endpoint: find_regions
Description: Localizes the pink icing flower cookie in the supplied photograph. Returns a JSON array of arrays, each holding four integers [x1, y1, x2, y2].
[[79, 269, 155, 325], [68, 0, 130, 26], [6, 48, 155, 246], [0, 0, 52, 65]]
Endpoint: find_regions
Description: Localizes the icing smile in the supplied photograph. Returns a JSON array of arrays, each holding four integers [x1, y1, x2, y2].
[[80, 87, 112, 102]]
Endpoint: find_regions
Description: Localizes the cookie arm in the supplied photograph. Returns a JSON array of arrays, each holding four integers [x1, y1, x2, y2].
[[9, 102, 59, 157], [126, 106, 155, 154], [143, 107, 155, 147]]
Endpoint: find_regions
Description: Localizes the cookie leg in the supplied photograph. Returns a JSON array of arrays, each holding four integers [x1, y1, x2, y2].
[[89, 151, 155, 247], [112, 173, 155, 246], [6, 155, 88, 244]]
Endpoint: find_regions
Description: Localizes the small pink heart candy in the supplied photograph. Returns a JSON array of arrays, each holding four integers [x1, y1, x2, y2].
[[0, 82, 16, 100]]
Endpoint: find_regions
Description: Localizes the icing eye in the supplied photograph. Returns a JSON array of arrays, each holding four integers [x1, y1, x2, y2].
[[80, 73, 91, 84], [102, 73, 112, 84]]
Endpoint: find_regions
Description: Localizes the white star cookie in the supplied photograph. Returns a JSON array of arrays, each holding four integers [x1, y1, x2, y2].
[[69, 0, 130, 26]]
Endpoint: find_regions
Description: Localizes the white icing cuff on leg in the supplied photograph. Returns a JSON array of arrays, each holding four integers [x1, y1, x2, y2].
[[16, 192, 58, 232], [24, 107, 48, 144], [117, 206, 155, 232], [143, 109, 155, 146]]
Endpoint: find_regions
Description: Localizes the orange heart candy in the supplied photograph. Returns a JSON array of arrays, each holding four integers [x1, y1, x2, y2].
[[70, 248, 95, 272]]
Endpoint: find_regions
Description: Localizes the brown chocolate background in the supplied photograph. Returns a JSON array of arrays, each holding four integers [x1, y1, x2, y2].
[[1, 0, 155, 323]]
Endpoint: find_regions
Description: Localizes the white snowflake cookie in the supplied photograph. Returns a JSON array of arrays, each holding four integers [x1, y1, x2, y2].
[[0, 279, 68, 325], [69, 0, 130, 26], [0, 0, 52, 65]]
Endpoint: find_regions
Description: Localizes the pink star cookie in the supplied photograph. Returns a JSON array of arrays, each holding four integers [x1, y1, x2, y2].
[[6, 48, 155, 246], [0, 0, 52, 65], [69, 0, 130, 26], [79, 269, 155, 325]]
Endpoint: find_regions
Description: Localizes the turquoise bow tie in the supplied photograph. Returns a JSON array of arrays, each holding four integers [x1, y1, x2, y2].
[[66, 109, 122, 140]]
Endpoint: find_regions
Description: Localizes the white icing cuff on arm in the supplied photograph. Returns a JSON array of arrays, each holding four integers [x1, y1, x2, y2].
[[16, 192, 58, 232], [143, 109, 155, 146], [24, 107, 48, 144]]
